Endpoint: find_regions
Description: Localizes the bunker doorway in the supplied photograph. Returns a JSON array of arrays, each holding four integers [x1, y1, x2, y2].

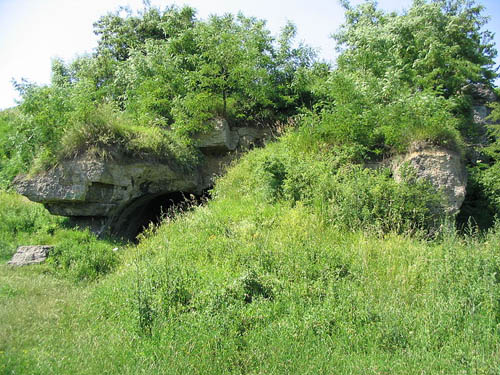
[[112, 190, 209, 241]]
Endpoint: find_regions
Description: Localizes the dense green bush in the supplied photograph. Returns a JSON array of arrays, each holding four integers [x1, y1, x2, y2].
[[0, 190, 121, 281], [0, 109, 22, 187], [0, 4, 316, 180], [479, 163, 500, 213], [462, 101, 500, 226], [0, 191, 64, 260], [335, 0, 497, 98], [216, 140, 445, 235], [47, 229, 120, 282], [305, 72, 463, 156], [458, 99, 500, 230], [0, 83, 73, 180]]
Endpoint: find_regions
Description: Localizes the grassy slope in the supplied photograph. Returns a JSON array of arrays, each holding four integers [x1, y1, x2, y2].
[[1, 143, 500, 373]]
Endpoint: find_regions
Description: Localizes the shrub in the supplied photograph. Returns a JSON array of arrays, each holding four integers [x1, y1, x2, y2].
[[47, 229, 119, 282], [217, 141, 446, 235], [318, 165, 446, 234], [308, 72, 462, 156], [0, 191, 64, 261], [59, 104, 131, 159], [59, 104, 199, 167], [456, 165, 497, 231], [478, 163, 500, 213], [171, 92, 225, 138]]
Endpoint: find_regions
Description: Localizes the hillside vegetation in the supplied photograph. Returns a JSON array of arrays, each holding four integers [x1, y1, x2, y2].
[[1, 0, 500, 373]]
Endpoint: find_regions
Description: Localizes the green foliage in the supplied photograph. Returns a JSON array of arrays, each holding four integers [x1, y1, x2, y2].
[[95, 4, 315, 134], [117, 39, 188, 124], [336, 0, 497, 97], [184, 14, 275, 121], [171, 92, 224, 137], [307, 71, 462, 155], [0, 190, 121, 282], [47, 229, 119, 282], [307, 0, 496, 159], [1, 0, 496, 187], [59, 103, 198, 166], [3, 181, 500, 373], [480, 162, 500, 213], [0, 191, 64, 261], [0, 109, 23, 187], [310, 164, 445, 234], [459, 101, 500, 229], [93, 5, 196, 62], [2, 82, 73, 177], [10, 184, 492, 374], [456, 166, 497, 231], [466, 104, 500, 221], [2, 1, 500, 372], [486, 101, 500, 158], [217, 140, 445, 235], [1, 4, 316, 179]]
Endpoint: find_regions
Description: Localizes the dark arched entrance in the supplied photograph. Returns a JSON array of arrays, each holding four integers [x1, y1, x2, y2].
[[110, 190, 208, 241]]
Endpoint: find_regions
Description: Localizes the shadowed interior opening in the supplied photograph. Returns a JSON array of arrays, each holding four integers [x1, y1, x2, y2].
[[456, 180, 495, 233], [112, 190, 209, 241]]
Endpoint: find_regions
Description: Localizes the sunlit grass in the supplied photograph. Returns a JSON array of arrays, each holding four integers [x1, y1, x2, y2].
[[1, 140, 500, 373], [1, 183, 500, 373]]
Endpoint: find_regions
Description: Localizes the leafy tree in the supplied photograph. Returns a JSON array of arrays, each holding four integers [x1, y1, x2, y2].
[[118, 40, 187, 124], [271, 22, 319, 115], [188, 14, 275, 119], [93, 4, 196, 62], [92, 5, 316, 133], [170, 14, 317, 134], [1, 3, 319, 177], [335, 0, 497, 98], [301, 0, 498, 157], [7, 80, 73, 173]]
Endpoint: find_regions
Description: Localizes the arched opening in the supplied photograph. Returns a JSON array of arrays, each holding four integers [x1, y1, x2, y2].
[[111, 190, 209, 241], [456, 181, 495, 233]]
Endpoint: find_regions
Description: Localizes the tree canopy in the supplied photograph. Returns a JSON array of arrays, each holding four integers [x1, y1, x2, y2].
[[335, 0, 497, 98], [0, 0, 498, 189]]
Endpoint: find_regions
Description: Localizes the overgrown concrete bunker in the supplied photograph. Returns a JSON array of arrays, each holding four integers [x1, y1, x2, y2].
[[14, 120, 271, 240], [13, 154, 218, 240]]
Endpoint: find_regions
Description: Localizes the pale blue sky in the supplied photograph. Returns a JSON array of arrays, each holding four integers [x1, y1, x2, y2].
[[0, 0, 499, 110]]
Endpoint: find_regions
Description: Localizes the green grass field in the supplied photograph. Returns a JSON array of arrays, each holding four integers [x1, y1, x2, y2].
[[1, 168, 500, 374]]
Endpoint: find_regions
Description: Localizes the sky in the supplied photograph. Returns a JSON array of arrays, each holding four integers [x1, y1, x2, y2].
[[0, 0, 499, 110]]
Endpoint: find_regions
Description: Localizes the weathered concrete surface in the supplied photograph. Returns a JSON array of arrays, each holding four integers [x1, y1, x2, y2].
[[392, 145, 467, 215], [14, 120, 270, 238], [463, 83, 498, 147], [14, 157, 201, 218], [196, 118, 271, 152], [8, 245, 53, 266]]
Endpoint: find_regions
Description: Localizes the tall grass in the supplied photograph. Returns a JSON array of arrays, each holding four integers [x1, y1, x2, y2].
[[59, 104, 199, 168], [1, 185, 500, 374], [84, 184, 499, 373], [3, 190, 498, 373], [0, 191, 122, 281], [0, 192, 62, 261], [1, 122, 498, 374]]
